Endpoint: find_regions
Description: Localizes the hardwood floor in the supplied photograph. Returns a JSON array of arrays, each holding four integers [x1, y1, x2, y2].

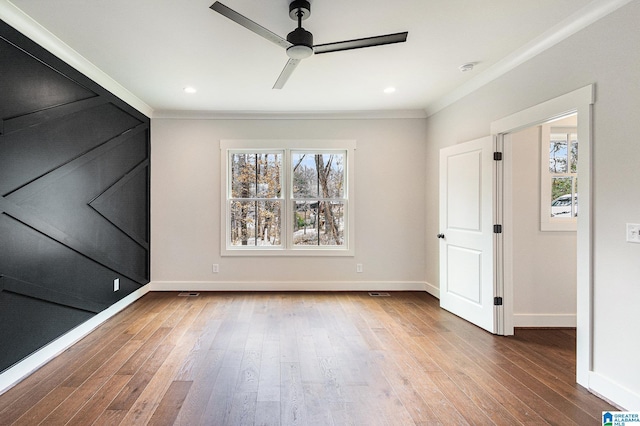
[[0, 291, 615, 425]]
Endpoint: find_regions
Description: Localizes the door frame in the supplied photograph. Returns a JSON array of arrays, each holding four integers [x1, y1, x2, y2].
[[490, 85, 594, 387]]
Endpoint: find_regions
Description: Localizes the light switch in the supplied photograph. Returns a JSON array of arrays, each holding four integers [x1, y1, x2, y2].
[[626, 223, 640, 243]]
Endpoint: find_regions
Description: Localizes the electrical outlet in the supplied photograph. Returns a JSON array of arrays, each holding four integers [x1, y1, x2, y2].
[[113, 278, 120, 292], [212, 264, 219, 273], [356, 264, 363, 273], [627, 223, 640, 243]]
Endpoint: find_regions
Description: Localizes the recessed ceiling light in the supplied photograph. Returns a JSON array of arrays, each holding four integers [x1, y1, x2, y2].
[[184, 86, 197, 94], [384, 87, 396, 94]]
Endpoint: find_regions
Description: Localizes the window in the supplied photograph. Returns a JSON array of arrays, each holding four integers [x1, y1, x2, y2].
[[540, 123, 578, 231], [291, 151, 346, 247], [221, 140, 355, 256], [228, 151, 282, 247]]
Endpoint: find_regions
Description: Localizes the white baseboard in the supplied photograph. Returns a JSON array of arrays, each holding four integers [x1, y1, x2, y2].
[[424, 281, 439, 299], [150, 280, 429, 292], [513, 313, 576, 328], [0, 281, 430, 396], [0, 285, 150, 396], [589, 371, 640, 411]]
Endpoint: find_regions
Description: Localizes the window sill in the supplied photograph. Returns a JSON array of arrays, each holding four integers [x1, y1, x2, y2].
[[540, 219, 577, 232], [221, 247, 355, 257]]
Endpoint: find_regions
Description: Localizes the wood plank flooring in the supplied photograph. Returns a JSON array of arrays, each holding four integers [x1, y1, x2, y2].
[[0, 291, 615, 425]]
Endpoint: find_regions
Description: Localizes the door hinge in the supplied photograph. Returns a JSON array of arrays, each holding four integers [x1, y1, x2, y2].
[[494, 297, 503, 306], [493, 152, 503, 161], [494, 224, 502, 233]]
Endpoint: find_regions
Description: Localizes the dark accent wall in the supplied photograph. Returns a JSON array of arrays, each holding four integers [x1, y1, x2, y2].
[[0, 20, 150, 372]]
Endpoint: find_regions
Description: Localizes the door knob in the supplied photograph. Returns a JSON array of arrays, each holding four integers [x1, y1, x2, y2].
[[437, 233, 445, 239]]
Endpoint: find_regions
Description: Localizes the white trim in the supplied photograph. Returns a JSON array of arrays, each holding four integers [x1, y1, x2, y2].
[[425, 0, 632, 117], [0, 0, 153, 117], [152, 109, 427, 120], [502, 135, 515, 335], [424, 281, 439, 298], [494, 134, 505, 335], [1, 0, 630, 121], [0, 285, 150, 396], [151, 280, 427, 292], [491, 85, 593, 134], [513, 314, 577, 328], [589, 372, 640, 411], [491, 84, 594, 388]]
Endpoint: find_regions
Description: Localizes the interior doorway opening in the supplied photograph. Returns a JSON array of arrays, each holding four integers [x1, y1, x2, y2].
[[506, 113, 578, 330], [491, 84, 594, 387]]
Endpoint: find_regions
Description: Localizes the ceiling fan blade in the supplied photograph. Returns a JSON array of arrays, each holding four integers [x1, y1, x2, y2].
[[313, 31, 408, 55], [210, 2, 291, 49], [273, 58, 301, 89]]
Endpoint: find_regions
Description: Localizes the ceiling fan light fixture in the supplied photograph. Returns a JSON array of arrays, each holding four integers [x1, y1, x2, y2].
[[286, 27, 314, 59], [183, 86, 197, 94], [287, 44, 313, 59]]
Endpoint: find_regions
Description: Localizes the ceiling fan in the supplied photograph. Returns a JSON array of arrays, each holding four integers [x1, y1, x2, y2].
[[210, 0, 408, 89]]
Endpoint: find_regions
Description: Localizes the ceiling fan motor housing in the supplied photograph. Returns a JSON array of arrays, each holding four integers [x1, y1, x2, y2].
[[286, 27, 313, 59]]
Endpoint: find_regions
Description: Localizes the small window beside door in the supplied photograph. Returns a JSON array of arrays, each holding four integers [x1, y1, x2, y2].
[[541, 125, 578, 231]]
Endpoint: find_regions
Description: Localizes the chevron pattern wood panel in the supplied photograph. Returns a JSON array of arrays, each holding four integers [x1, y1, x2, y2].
[[0, 20, 150, 372]]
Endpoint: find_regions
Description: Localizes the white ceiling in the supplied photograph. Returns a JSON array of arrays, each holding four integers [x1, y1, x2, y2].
[[6, 0, 602, 115]]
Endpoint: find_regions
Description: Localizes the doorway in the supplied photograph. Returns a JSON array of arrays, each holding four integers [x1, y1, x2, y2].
[[491, 84, 594, 387], [506, 114, 578, 329]]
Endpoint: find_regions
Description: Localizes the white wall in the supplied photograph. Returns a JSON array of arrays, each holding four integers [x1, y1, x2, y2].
[[510, 126, 577, 327], [424, 0, 640, 409], [151, 117, 428, 291]]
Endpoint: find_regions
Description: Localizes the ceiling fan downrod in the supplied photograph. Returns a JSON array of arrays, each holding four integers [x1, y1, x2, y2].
[[295, 6, 303, 27]]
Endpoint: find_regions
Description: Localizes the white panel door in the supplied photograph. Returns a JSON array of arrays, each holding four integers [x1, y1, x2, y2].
[[439, 136, 496, 333]]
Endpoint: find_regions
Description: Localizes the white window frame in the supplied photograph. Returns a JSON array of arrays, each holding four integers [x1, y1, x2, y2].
[[220, 139, 356, 256], [540, 123, 578, 231]]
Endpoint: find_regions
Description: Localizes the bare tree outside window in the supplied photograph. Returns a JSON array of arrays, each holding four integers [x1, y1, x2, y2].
[[229, 153, 282, 246], [292, 153, 345, 246], [223, 142, 353, 254], [549, 132, 578, 218]]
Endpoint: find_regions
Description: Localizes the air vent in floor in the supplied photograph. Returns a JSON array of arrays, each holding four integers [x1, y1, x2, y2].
[[178, 292, 200, 297], [368, 292, 390, 297]]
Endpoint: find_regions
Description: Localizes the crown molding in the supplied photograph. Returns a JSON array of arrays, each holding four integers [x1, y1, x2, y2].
[[152, 109, 427, 120], [424, 0, 635, 117], [3, 0, 630, 123], [0, 0, 154, 117]]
